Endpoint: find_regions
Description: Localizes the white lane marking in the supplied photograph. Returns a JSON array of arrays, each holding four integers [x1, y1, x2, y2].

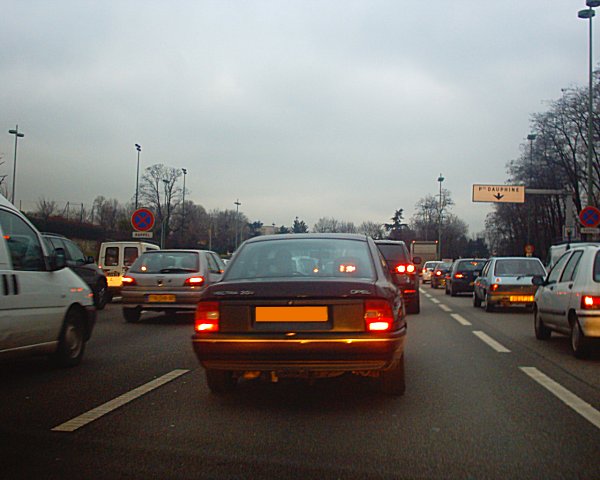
[[430, 298, 440, 304], [52, 369, 190, 432], [520, 367, 600, 431], [423, 293, 432, 299], [450, 313, 472, 326], [473, 331, 511, 353], [439, 304, 452, 312], [419, 288, 427, 294]]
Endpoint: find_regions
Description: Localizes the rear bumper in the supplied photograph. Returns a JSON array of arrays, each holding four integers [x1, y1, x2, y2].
[[192, 330, 406, 372], [577, 312, 600, 338], [122, 291, 201, 310], [488, 292, 536, 307]]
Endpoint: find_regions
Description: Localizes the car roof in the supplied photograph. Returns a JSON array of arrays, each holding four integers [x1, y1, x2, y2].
[[243, 233, 370, 244]]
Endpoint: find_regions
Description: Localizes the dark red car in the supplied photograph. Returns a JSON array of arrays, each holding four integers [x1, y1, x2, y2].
[[192, 234, 407, 396]]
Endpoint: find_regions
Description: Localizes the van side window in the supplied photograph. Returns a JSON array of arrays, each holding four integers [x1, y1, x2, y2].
[[0, 210, 45, 271], [105, 247, 119, 266]]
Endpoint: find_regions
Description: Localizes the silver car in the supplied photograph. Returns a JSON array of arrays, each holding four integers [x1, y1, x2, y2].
[[533, 244, 600, 359], [421, 261, 441, 283], [473, 257, 546, 312], [121, 249, 225, 322]]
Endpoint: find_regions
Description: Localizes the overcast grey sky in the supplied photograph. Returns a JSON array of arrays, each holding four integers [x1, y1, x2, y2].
[[0, 1, 594, 234]]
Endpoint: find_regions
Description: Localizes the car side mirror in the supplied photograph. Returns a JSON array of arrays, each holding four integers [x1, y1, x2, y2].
[[532, 275, 545, 287], [49, 247, 67, 271]]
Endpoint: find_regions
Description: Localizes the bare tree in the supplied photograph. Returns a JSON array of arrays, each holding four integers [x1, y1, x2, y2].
[[35, 197, 58, 221]]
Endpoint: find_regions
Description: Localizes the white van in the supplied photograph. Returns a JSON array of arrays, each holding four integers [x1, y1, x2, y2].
[[98, 241, 159, 298], [0, 194, 96, 366]]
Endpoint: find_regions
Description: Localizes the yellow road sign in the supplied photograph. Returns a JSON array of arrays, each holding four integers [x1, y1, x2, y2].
[[472, 184, 525, 203]]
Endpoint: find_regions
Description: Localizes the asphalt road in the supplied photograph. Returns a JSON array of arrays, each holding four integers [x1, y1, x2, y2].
[[1, 287, 598, 479]]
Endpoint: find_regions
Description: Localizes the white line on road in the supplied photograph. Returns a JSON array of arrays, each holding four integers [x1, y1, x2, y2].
[[438, 304, 452, 312], [52, 369, 190, 432], [473, 331, 511, 353], [430, 298, 440, 304], [520, 367, 600, 431], [450, 313, 471, 326]]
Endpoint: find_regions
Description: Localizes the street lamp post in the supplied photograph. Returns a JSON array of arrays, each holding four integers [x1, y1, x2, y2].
[[437, 174, 444, 260], [181, 168, 187, 245], [526, 133, 537, 246], [8, 125, 24, 204], [234, 199, 241, 250], [134, 144, 141, 209], [579, 0, 600, 207], [161, 179, 169, 248]]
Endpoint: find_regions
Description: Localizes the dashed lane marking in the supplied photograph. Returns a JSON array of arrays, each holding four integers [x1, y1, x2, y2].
[[520, 367, 600, 431], [450, 313, 471, 326], [439, 304, 452, 312], [430, 298, 440, 304], [473, 331, 511, 353], [52, 369, 190, 432]]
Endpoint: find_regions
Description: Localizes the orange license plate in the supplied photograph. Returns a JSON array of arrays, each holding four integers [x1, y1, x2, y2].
[[509, 295, 534, 303], [255, 306, 328, 322], [148, 294, 176, 303]]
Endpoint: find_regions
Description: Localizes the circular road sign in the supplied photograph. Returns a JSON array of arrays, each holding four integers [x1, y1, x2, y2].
[[579, 206, 600, 228], [131, 208, 155, 232]]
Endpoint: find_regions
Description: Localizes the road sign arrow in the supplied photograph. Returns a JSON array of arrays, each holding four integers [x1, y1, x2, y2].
[[494, 193, 504, 200]]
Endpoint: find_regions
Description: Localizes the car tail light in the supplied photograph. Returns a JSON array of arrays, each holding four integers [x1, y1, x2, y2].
[[121, 276, 136, 286], [581, 295, 600, 309], [184, 276, 205, 286], [395, 264, 416, 274], [364, 299, 394, 331], [490, 284, 499, 291], [454, 273, 465, 279], [435, 271, 442, 276], [195, 301, 220, 332]]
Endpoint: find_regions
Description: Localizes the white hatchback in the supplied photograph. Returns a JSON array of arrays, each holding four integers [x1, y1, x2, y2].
[[533, 244, 600, 359]]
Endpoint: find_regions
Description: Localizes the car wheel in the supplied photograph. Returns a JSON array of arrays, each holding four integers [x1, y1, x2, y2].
[[94, 279, 108, 310], [473, 293, 481, 308], [570, 314, 591, 359], [205, 369, 237, 394], [445, 284, 450, 295], [534, 307, 551, 340], [484, 294, 494, 312], [52, 309, 86, 367], [380, 355, 406, 396], [123, 307, 142, 323], [407, 299, 420, 314], [450, 285, 457, 297]]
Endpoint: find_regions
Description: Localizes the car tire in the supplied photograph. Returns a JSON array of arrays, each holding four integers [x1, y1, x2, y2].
[[473, 293, 481, 308], [445, 284, 450, 295], [450, 285, 457, 297], [534, 307, 551, 340], [94, 279, 108, 310], [407, 299, 420, 314], [52, 309, 86, 367], [123, 307, 142, 323], [484, 294, 494, 312], [380, 355, 406, 396], [570, 314, 591, 359], [205, 369, 237, 394]]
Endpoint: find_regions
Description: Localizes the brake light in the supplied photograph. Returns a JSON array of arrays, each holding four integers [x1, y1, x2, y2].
[[395, 264, 416, 274], [184, 276, 205, 286], [121, 276, 136, 286], [454, 273, 464, 279], [581, 295, 600, 309], [435, 271, 442, 276], [490, 284, 499, 291], [195, 301, 220, 332], [364, 299, 394, 331]]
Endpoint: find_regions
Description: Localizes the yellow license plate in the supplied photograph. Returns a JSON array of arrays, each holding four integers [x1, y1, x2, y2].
[[509, 295, 534, 303], [148, 294, 176, 303], [255, 306, 328, 322]]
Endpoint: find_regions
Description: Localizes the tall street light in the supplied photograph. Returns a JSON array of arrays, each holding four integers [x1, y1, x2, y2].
[[234, 199, 241, 250], [526, 133, 537, 247], [579, 0, 600, 206], [181, 168, 187, 245], [8, 125, 24, 204], [134, 144, 141, 209], [437, 174, 444, 260]]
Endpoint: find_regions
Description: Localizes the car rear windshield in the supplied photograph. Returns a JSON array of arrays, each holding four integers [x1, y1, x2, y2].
[[130, 251, 199, 273], [225, 238, 375, 280], [493, 259, 545, 276], [456, 260, 486, 271], [375, 244, 410, 264]]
